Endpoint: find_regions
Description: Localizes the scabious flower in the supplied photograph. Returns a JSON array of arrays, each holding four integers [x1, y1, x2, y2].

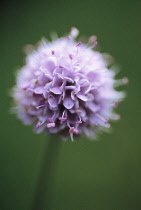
[[12, 28, 127, 140]]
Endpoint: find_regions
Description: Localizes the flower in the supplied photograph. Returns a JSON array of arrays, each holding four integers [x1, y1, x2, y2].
[[12, 27, 127, 141]]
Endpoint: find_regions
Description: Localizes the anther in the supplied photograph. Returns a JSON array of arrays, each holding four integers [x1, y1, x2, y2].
[[47, 122, 55, 128], [36, 122, 42, 128], [93, 41, 98, 47], [48, 118, 54, 123], [35, 105, 45, 110], [31, 79, 38, 84], [76, 42, 82, 47], [69, 54, 73, 60], [67, 36, 72, 40], [114, 101, 118, 108], [22, 84, 30, 90], [59, 117, 67, 121], [122, 77, 129, 84], [36, 120, 45, 128], [77, 110, 82, 113], [115, 77, 129, 87], [89, 35, 97, 43], [51, 50, 55, 55], [76, 121, 82, 124], [59, 110, 67, 121], [70, 27, 79, 38], [114, 114, 120, 120], [104, 118, 109, 124], [59, 65, 64, 68], [69, 127, 79, 135], [96, 114, 109, 124]]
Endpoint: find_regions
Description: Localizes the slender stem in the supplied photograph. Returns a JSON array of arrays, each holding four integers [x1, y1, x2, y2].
[[31, 135, 61, 210]]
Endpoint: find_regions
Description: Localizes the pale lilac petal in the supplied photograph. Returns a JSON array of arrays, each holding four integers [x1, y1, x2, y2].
[[86, 101, 100, 112], [63, 97, 74, 109], [48, 96, 58, 108], [38, 74, 50, 85], [34, 86, 44, 94], [50, 87, 62, 94], [77, 94, 88, 101], [42, 58, 55, 72]]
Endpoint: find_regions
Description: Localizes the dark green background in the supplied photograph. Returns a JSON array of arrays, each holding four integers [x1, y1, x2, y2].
[[1, 0, 141, 209]]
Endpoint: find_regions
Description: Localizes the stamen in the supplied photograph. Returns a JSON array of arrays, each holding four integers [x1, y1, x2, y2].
[[76, 115, 82, 124], [48, 111, 58, 123], [114, 114, 120, 120], [69, 54, 73, 60], [89, 35, 97, 43], [36, 121, 45, 128], [87, 36, 98, 48], [51, 50, 55, 55], [48, 118, 54, 123], [77, 110, 82, 113], [35, 105, 45, 110], [76, 42, 82, 47], [59, 65, 64, 68], [59, 110, 67, 121], [122, 77, 129, 84], [104, 118, 109, 124], [59, 117, 67, 121], [67, 121, 71, 128], [70, 133, 74, 141], [70, 27, 79, 38], [105, 123, 111, 128], [114, 101, 118, 108], [75, 42, 82, 57], [76, 121, 82, 124], [89, 41, 98, 49], [115, 77, 129, 87], [36, 122, 42, 128], [93, 41, 98, 48], [67, 36, 72, 40], [31, 79, 38, 84], [22, 84, 30, 90], [96, 114, 109, 124], [69, 127, 79, 134], [47, 122, 55, 128]]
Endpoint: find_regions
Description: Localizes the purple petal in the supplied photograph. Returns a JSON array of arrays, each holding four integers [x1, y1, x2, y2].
[[80, 84, 91, 94], [52, 74, 63, 87], [86, 101, 100, 112], [71, 91, 75, 100], [44, 58, 56, 72], [62, 68, 74, 80], [38, 74, 50, 85], [44, 82, 52, 90], [44, 73, 53, 80], [48, 96, 58, 108], [87, 71, 99, 82], [64, 77, 74, 83], [63, 97, 74, 109], [34, 86, 44, 94], [76, 108, 86, 117], [50, 87, 62, 94], [77, 94, 88, 101]]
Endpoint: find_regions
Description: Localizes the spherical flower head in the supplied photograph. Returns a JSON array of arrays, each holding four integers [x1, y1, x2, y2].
[[12, 28, 127, 141]]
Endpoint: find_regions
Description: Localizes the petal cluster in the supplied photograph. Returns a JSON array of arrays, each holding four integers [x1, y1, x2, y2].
[[12, 28, 126, 140]]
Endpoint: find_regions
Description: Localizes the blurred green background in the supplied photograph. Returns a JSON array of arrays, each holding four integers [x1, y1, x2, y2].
[[1, 0, 141, 209]]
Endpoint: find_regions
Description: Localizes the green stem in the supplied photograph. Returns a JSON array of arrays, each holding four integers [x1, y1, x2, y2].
[[31, 135, 61, 210]]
